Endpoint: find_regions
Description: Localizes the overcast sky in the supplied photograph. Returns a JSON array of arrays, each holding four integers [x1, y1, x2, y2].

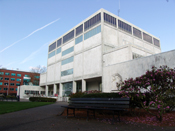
[[0, 0, 175, 71]]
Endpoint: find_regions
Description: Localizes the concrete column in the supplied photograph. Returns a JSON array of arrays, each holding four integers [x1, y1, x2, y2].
[[45, 85, 48, 96], [53, 84, 57, 95], [59, 83, 63, 97], [73, 81, 76, 93], [82, 79, 86, 92]]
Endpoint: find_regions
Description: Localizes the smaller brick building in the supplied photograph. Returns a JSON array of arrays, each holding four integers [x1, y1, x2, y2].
[[0, 68, 40, 96]]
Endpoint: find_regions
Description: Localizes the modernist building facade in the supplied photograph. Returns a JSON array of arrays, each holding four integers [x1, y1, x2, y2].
[[40, 9, 161, 98], [0, 68, 40, 96]]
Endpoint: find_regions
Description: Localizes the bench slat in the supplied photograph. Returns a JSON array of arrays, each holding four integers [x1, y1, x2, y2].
[[69, 101, 129, 104]]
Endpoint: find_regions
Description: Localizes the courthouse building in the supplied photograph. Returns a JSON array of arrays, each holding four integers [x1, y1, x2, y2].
[[40, 9, 161, 98]]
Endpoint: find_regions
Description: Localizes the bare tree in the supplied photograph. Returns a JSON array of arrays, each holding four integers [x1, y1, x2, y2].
[[30, 65, 47, 74]]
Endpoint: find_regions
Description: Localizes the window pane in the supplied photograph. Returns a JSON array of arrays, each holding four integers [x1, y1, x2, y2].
[[104, 12, 116, 27], [143, 32, 152, 43], [118, 20, 132, 34], [63, 30, 74, 44], [133, 27, 142, 39], [62, 82, 73, 96], [5, 78, 9, 80], [16, 83, 20, 86], [75, 35, 83, 45], [5, 73, 10, 75], [16, 78, 21, 81], [76, 24, 83, 36], [56, 48, 61, 54], [48, 51, 55, 58], [11, 73, 16, 76], [10, 83, 14, 86], [49, 42, 56, 52], [133, 52, 143, 59], [61, 68, 73, 76], [0, 82, 3, 85], [57, 38, 62, 47], [0, 72, 4, 75], [84, 25, 101, 40], [4, 83, 8, 85], [11, 78, 15, 81], [153, 38, 160, 47], [17, 74, 21, 77], [61, 56, 74, 65], [0, 77, 3, 80], [84, 13, 101, 31], [62, 47, 74, 56]]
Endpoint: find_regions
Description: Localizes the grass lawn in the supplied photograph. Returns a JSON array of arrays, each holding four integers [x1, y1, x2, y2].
[[0, 102, 54, 114]]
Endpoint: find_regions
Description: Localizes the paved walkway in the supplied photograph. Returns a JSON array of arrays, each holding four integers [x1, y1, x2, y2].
[[0, 102, 175, 131]]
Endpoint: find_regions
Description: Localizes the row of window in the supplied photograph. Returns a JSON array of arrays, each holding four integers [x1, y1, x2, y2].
[[0, 82, 20, 86], [48, 25, 101, 59], [61, 68, 73, 77], [0, 87, 16, 91], [0, 72, 22, 77], [24, 90, 40, 94], [48, 13, 101, 53], [104, 13, 160, 47], [0, 78, 21, 81]]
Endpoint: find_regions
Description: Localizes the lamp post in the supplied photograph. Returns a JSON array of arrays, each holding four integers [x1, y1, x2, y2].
[[17, 79, 21, 102]]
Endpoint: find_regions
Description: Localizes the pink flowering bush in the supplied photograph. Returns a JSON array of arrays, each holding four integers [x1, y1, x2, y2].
[[118, 65, 175, 122]]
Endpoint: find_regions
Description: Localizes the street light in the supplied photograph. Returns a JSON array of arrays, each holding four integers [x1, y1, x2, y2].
[[17, 79, 21, 102]]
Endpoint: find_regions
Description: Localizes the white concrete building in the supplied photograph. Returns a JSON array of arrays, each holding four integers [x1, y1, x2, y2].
[[40, 9, 161, 99]]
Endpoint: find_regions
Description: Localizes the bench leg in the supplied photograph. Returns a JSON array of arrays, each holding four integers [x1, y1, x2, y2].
[[87, 109, 89, 121]]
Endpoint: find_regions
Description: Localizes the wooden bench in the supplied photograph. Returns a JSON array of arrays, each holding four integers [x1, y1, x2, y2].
[[61, 98, 130, 123]]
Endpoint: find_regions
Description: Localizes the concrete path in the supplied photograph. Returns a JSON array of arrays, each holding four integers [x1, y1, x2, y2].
[[0, 102, 175, 131]]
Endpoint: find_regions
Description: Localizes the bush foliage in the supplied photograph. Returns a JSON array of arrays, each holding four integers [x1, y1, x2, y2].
[[29, 97, 57, 102], [119, 65, 175, 122]]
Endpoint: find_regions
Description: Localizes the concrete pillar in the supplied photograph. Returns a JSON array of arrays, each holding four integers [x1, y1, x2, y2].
[[53, 84, 57, 95], [73, 81, 76, 93], [82, 79, 86, 92], [59, 83, 63, 97], [45, 85, 48, 96]]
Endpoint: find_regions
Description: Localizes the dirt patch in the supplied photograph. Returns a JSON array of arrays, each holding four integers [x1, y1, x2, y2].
[[61, 108, 175, 127]]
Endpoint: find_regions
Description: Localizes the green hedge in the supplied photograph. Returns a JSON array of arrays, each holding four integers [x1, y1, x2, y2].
[[29, 97, 57, 102]]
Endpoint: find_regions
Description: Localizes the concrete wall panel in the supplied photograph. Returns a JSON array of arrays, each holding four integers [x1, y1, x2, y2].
[[84, 46, 102, 76], [47, 64, 55, 83], [74, 53, 83, 77], [55, 62, 61, 81], [62, 40, 74, 51]]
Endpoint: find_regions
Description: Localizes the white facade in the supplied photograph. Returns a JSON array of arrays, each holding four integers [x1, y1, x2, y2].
[[40, 9, 162, 100]]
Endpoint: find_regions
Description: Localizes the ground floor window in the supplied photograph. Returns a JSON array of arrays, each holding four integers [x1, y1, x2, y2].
[[24, 90, 39, 95], [62, 82, 73, 97]]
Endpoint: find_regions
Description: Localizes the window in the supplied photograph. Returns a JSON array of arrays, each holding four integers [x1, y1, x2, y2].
[[63, 30, 74, 44], [118, 20, 132, 34], [24, 75, 30, 77], [11, 78, 15, 81], [24, 90, 39, 94], [76, 24, 83, 36], [153, 38, 160, 47], [133, 52, 143, 59], [34, 76, 40, 79], [133, 27, 142, 39], [48, 51, 55, 58], [4, 83, 8, 85], [0, 82, 3, 85], [143, 32, 152, 44], [61, 68, 73, 76], [0, 87, 1, 90], [62, 47, 74, 56], [0, 72, 4, 75], [16, 78, 21, 82], [0, 77, 3, 80], [84, 25, 101, 40], [17, 74, 21, 77], [104, 12, 116, 26], [49, 42, 56, 52], [10, 88, 14, 91], [62, 82, 73, 96], [16, 83, 20, 86], [84, 13, 101, 31], [5, 73, 10, 76], [57, 38, 62, 47], [56, 48, 61, 54], [41, 91, 45, 94], [5, 78, 9, 80], [61, 56, 74, 65], [11, 73, 16, 76], [75, 35, 83, 45], [4, 88, 8, 90], [10, 83, 14, 86]]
